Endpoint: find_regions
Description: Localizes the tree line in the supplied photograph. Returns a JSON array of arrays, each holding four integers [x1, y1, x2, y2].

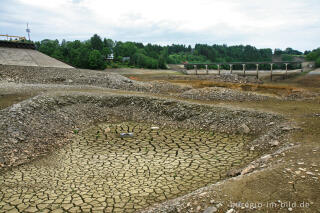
[[34, 34, 311, 70], [306, 48, 320, 67]]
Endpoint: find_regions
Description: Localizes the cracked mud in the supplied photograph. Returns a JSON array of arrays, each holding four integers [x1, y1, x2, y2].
[[0, 122, 258, 212]]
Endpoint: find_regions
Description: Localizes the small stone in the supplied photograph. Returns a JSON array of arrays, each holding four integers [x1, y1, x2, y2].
[[240, 124, 250, 134], [210, 200, 215, 204], [203, 206, 218, 213], [227, 168, 241, 177], [260, 154, 272, 162], [151, 126, 159, 130], [104, 127, 111, 133], [306, 172, 315, 175], [216, 203, 223, 208], [241, 165, 255, 175], [282, 126, 293, 131], [196, 206, 201, 211], [288, 207, 293, 211], [269, 140, 279, 146], [119, 132, 134, 138], [299, 168, 306, 172], [199, 192, 207, 196], [226, 209, 235, 213], [295, 171, 301, 175]]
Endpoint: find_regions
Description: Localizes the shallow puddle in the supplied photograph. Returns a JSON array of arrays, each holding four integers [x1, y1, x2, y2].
[[0, 122, 259, 212], [0, 94, 32, 110]]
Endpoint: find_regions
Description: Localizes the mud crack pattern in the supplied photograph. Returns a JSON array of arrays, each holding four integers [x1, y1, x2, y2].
[[0, 122, 258, 212]]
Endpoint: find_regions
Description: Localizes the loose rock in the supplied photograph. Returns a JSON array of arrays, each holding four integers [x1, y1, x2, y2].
[[203, 206, 217, 213], [241, 165, 256, 175], [240, 124, 251, 134]]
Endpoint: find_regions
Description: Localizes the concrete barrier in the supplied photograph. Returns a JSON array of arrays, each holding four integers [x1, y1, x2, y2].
[[0, 47, 73, 68]]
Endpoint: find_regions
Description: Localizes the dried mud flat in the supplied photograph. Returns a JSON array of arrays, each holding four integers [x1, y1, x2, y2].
[[1, 65, 318, 212], [0, 92, 287, 212], [0, 122, 259, 212]]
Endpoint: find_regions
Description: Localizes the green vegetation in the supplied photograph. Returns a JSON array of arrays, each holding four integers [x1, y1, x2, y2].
[[274, 47, 303, 56], [281, 54, 294, 62], [34, 34, 307, 70], [306, 48, 320, 67]]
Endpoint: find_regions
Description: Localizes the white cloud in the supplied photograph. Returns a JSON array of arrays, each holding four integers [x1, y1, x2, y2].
[[1, 0, 319, 51]]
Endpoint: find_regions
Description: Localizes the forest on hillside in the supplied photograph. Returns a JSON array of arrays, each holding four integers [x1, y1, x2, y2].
[[34, 34, 312, 70], [306, 48, 320, 67]]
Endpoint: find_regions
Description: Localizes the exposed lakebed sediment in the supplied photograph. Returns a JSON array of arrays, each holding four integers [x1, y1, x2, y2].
[[0, 91, 287, 212], [0, 122, 258, 212], [0, 65, 292, 212], [0, 92, 283, 168]]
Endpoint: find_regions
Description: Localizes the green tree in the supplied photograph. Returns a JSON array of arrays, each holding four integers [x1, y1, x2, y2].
[[51, 49, 63, 60], [114, 42, 137, 58], [88, 50, 105, 69], [103, 38, 114, 49], [90, 34, 103, 51], [316, 57, 320, 67]]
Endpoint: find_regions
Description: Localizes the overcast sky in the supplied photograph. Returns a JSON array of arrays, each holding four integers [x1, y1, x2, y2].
[[0, 0, 319, 51]]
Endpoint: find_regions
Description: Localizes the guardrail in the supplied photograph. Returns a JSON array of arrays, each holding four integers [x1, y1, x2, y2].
[[0, 40, 35, 49]]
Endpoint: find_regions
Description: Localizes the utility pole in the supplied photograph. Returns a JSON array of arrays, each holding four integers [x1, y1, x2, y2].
[[26, 23, 31, 41]]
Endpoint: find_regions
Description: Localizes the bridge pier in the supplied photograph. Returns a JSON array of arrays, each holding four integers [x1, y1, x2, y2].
[[194, 65, 197, 75], [285, 63, 288, 78], [242, 64, 246, 77], [218, 64, 221, 75], [256, 64, 259, 79], [205, 65, 208, 75], [270, 63, 274, 81], [229, 64, 233, 74]]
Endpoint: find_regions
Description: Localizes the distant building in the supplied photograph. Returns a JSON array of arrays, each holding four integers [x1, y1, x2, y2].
[[122, 57, 130, 62], [107, 53, 114, 60]]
